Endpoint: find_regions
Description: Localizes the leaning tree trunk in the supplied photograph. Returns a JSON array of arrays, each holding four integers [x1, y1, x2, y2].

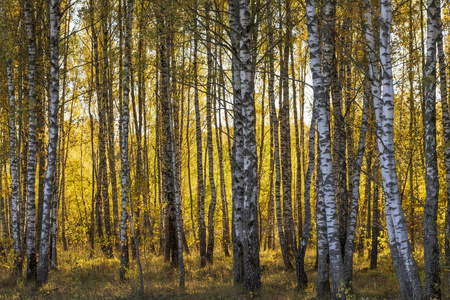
[[119, 0, 133, 281], [305, 0, 345, 297], [423, 0, 440, 297], [363, 1, 422, 299], [228, 0, 261, 291], [36, 0, 60, 286]]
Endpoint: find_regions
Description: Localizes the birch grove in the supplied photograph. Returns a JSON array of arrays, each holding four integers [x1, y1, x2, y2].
[[1, 0, 450, 298]]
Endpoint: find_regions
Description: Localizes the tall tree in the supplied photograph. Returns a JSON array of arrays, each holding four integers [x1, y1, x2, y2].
[[295, 99, 316, 288], [24, 0, 38, 280], [205, 0, 217, 264], [305, 0, 345, 297], [229, 0, 261, 291], [423, 0, 440, 297], [36, 0, 61, 286], [193, 0, 206, 268], [119, 0, 133, 280], [268, 1, 291, 270], [437, 0, 450, 264], [7, 59, 22, 276], [279, 0, 296, 255], [363, 0, 422, 298]]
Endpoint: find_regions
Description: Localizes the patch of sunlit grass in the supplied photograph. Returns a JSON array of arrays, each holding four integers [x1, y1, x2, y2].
[[1, 242, 450, 299]]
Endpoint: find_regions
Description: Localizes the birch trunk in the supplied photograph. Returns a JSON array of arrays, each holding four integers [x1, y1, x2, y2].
[[205, 0, 217, 264], [438, 4, 450, 264], [423, 0, 440, 297], [295, 101, 316, 288], [168, 70, 185, 288], [215, 68, 230, 257], [305, 0, 345, 297], [363, 1, 422, 298], [280, 0, 296, 255], [193, 0, 206, 267], [343, 86, 369, 286], [229, 0, 261, 291], [24, 0, 38, 279], [119, 0, 133, 280], [36, 0, 60, 285], [7, 60, 22, 276], [370, 154, 380, 270], [267, 2, 291, 269], [316, 156, 331, 298]]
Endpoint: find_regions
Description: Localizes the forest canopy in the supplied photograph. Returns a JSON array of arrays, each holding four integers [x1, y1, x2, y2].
[[0, 0, 450, 299]]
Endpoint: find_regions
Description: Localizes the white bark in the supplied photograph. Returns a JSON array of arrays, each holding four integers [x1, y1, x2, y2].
[[24, 0, 37, 280], [119, 0, 133, 280], [305, 0, 345, 297], [7, 60, 22, 275], [363, 1, 422, 298], [229, 0, 261, 291], [36, 0, 60, 286]]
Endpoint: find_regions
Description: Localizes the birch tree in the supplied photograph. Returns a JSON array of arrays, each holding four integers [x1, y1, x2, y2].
[[36, 0, 61, 286], [229, 0, 261, 291], [437, 0, 450, 264], [423, 0, 441, 297], [119, 0, 133, 280], [7, 59, 22, 276], [305, 0, 345, 297], [268, 1, 291, 270], [24, 0, 38, 281], [363, 0, 422, 298]]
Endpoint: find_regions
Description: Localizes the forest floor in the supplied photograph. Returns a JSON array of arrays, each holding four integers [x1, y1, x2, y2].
[[1, 243, 450, 300]]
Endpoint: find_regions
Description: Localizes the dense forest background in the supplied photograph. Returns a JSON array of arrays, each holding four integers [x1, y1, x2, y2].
[[0, 0, 450, 299]]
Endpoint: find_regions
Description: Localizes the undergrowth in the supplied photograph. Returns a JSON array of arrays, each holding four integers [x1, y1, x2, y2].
[[1, 243, 449, 299]]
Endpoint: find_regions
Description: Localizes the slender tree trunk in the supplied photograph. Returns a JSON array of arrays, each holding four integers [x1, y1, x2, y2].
[[107, 23, 119, 254], [168, 67, 185, 288], [24, 0, 38, 280], [100, 0, 112, 257], [370, 155, 380, 270], [438, 5, 450, 264], [119, 0, 133, 280], [205, 0, 217, 264], [193, 0, 206, 267], [36, 0, 60, 285], [7, 59, 22, 276], [215, 63, 230, 257], [331, 40, 348, 256], [267, 3, 291, 270], [265, 118, 275, 251], [295, 99, 316, 288], [316, 155, 331, 298], [423, 0, 440, 297], [291, 46, 303, 240], [279, 0, 296, 255], [343, 86, 369, 286]]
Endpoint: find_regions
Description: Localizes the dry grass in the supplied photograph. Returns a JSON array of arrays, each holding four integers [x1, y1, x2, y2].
[[1, 244, 450, 299]]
